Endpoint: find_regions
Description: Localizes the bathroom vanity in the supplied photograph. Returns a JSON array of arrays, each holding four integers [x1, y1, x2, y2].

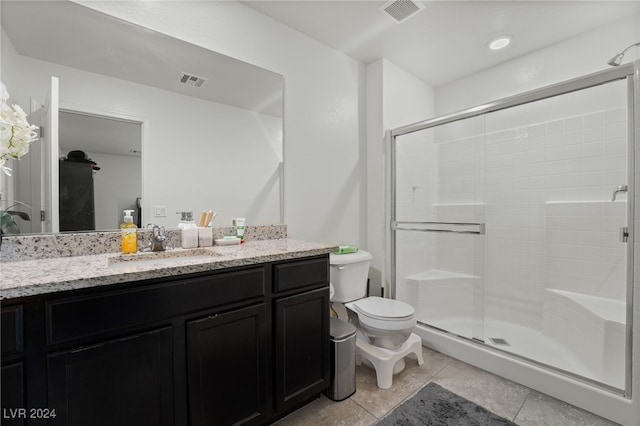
[[1, 239, 335, 426]]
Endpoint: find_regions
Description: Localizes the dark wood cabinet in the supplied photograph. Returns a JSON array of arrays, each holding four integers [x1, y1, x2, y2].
[[1, 304, 26, 426], [187, 303, 269, 426], [274, 287, 330, 412], [1, 362, 25, 426], [47, 326, 174, 426], [1, 305, 24, 356], [1, 255, 329, 426]]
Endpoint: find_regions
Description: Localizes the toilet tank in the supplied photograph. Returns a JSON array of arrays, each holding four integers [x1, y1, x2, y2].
[[329, 250, 372, 303]]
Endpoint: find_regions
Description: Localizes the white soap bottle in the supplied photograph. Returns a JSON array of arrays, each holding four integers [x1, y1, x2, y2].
[[181, 211, 198, 248]]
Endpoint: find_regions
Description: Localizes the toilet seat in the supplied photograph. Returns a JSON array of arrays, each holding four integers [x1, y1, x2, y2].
[[345, 297, 416, 334], [349, 297, 415, 321]]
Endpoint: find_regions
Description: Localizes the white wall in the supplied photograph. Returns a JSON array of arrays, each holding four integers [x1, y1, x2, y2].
[[90, 152, 141, 230], [76, 0, 365, 245], [366, 59, 435, 296]]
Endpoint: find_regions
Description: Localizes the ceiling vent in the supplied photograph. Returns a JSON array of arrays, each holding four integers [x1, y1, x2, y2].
[[380, 0, 425, 23], [179, 72, 207, 88]]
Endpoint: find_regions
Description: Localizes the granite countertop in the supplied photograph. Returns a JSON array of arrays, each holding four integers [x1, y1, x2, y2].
[[0, 239, 338, 300]]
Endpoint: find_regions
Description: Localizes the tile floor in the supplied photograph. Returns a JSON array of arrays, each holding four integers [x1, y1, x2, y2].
[[273, 346, 620, 426]]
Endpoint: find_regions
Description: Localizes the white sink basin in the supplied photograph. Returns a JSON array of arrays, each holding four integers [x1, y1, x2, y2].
[[108, 248, 220, 269]]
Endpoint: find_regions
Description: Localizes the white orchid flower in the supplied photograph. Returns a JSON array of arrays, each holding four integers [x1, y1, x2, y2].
[[0, 81, 38, 174]]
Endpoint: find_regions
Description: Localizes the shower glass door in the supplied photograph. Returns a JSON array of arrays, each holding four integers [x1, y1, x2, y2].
[[392, 68, 632, 393], [481, 78, 629, 391], [393, 115, 486, 341]]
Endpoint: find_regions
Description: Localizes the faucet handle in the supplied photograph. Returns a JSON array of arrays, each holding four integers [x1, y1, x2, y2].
[[146, 223, 167, 251], [146, 223, 166, 241], [154, 225, 165, 240], [612, 185, 628, 202]]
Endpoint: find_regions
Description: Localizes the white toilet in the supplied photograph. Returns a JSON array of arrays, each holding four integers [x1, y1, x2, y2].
[[330, 250, 423, 389]]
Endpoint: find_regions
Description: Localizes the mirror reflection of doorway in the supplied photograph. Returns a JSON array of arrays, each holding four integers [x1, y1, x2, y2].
[[58, 110, 142, 231]]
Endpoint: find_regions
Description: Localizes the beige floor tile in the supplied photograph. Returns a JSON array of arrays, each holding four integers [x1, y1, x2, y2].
[[403, 345, 453, 384], [514, 390, 621, 426], [350, 363, 425, 419], [432, 358, 530, 421], [273, 394, 377, 426], [273, 346, 621, 426]]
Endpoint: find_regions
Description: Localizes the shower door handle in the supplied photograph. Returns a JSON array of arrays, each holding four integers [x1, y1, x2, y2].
[[620, 227, 629, 243], [392, 221, 485, 235]]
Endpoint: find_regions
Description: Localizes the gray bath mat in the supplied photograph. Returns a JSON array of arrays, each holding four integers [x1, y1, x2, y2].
[[377, 382, 517, 426]]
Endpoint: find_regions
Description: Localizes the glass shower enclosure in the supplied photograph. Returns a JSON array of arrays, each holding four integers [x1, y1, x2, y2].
[[390, 63, 635, 394]]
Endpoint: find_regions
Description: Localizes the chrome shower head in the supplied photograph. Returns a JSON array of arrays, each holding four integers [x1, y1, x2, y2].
[[608, 42, 640, 66]]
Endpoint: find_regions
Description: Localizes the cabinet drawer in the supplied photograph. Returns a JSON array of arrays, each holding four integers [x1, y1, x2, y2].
[[1, 305, 24, 356], [47, 267, 266, 345], [273, 257, 328, 293]]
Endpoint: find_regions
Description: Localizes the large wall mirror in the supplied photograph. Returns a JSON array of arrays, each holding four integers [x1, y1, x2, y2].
[[0, 0, 284, 234]]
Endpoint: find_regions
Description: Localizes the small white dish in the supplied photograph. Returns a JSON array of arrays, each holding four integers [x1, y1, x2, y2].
[[215, 238, 241, 246]]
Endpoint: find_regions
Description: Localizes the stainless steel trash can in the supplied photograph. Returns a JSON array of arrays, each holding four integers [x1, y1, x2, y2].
[[325, 317, 357, 401]]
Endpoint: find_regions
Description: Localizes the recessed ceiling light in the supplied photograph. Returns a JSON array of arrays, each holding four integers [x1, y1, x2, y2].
[[489, 36, 512, 50]]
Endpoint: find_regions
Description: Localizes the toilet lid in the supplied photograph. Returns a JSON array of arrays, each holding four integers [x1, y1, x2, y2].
[[351, 297, 414, 321]]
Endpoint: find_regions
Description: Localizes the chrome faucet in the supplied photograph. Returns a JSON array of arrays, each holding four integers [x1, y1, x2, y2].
[[612, 185, 628, 202], [147, 223, 166, 251]]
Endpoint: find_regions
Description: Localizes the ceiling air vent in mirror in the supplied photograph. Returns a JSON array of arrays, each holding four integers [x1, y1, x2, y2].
[[380, 0, 425, 23], [179, 72, 208, 88]]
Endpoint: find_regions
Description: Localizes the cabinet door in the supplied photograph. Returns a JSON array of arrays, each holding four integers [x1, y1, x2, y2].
[[274, 287, 329, 412], [1, 305, 24, 356], [1, 362, 25, 426], [187, 303, 269, 426], [47, 327, 173, 426]]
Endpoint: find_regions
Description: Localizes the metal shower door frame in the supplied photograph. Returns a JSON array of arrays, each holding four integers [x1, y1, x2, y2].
[[388, 61, 637, 397]]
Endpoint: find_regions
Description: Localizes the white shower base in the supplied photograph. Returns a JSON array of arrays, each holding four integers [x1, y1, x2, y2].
[[416, 315, 624, 390], [405, 269, 626, 390], [415, 321, 633, 425], [404, 270, 630, 423], [485, 319, 624, 390]]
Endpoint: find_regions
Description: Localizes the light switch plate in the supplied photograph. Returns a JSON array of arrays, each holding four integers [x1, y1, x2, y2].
[[154, 205, 167, 217]]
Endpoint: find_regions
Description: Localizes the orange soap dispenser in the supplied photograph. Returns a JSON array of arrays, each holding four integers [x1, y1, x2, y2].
[[120, 209, 138, 254]]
